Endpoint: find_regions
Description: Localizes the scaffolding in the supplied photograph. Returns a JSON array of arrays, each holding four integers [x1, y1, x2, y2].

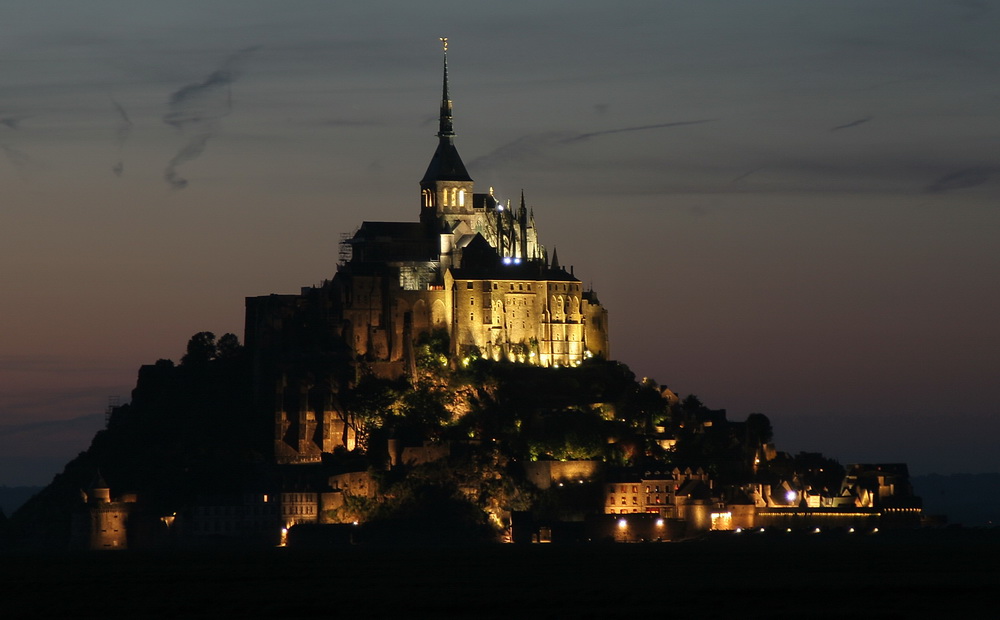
[[105, 395, 120, 427], [338, 230, 355, 265]]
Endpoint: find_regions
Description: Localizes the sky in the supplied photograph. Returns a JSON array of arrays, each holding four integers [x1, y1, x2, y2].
[[1, 0, 998, 486]]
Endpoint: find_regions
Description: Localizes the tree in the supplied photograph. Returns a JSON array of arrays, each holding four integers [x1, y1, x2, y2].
[[181, 331, 216, 366], [215, 333, 243, 361], [746, 413, 773, 445]]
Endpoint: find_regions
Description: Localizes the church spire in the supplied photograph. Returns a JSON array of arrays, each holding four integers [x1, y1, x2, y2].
[[438, 37, 454, 139], [421, 37, 472, 194]]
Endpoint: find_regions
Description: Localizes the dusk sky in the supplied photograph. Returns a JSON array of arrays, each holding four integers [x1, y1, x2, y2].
[[2, 1, 998, 485]]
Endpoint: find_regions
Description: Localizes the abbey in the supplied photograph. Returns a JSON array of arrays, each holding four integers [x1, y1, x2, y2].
[[245, 43, 610, 464]]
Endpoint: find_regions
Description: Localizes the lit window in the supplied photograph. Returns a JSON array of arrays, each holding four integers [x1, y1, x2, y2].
[[458, 189, 465, 206]]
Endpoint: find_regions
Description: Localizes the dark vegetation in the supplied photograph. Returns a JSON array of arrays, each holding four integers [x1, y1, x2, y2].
[[5, 330, 833, 546]]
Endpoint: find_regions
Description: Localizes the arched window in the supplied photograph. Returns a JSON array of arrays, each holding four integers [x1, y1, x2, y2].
[[458, 189, 466, 206]]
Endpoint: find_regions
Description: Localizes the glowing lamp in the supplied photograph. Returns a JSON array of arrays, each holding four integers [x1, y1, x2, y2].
[[617, 519, 627, 529]]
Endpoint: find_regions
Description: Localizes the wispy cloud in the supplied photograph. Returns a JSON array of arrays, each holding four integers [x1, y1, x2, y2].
[[470, 120, 716, 172], [162, 46, 260, 189], [560, 119, 717, 144], [0, 355, 122, 374], [830, 116, 872, 131], [925, 167, 995, 193], [468, 131, 574, 171], [110, 97, 133, 177]]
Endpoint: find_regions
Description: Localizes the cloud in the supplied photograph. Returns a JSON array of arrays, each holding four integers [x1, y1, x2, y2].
[[0, 117, 23, 130], [162, 46, 260, 189], [111, 97, 132, 177], [830, 117, 872, 131], [470, 120, 716, 172], [729, 167, 764, 185], [0, 413, 104, 439], [0, 414, 104, 485], [925, 167, 995, 193], [468, 131, 575, 171], [0, 355, 120, 374], [560, 119, 717, 144]]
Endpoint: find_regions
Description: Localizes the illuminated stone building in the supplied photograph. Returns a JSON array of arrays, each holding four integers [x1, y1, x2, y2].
[[604, 468, 712, 517], [246, 41, 610, 465], [71, 476, 134, 550]]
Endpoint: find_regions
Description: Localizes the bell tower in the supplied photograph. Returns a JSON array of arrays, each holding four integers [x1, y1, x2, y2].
[[420, 37, 475, 231]]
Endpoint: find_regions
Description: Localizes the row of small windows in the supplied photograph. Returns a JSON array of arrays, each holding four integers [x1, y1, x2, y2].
[[609, 485, 669, 494], [608, 495, 666, 506], [423, 188, 466, 207], [461, 281, 578, 293]]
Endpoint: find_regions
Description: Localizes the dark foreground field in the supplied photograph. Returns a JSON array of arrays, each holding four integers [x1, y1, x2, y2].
[[2, 529, 997, 619]]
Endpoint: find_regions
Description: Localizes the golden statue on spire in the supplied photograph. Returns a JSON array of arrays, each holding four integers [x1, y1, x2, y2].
[[440, 37, 448, 53]]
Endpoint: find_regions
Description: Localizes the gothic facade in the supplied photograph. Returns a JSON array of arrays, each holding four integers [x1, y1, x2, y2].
[[245, 45, 610, 464]]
